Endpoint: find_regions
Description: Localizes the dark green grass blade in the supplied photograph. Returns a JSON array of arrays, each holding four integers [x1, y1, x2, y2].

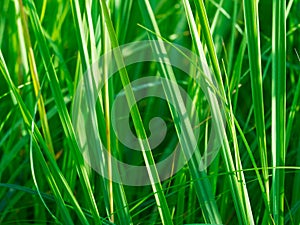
[[0, 51, 80, 225]]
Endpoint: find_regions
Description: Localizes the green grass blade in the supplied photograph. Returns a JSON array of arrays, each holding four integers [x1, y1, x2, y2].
[[286, 50, 300, 147], [193, 0, 226, 100], [186, 1, 255, 224], [69, 0, 114, 221], [18, 0, 55, 156], [0, 51, 78, 225], [227, 0, 239, 76], [271, 0, 286, 224], [138, 0, 222, 223], [101, 5, 132, 223], [1, 0, 299, 223], [21, 1, 102, 223], [99, 1, 173, 224], [242, 0, 270, 212]]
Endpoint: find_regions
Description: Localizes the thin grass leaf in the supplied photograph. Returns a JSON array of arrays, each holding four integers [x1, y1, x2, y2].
[[139, 0, 222, 223], [18, 0, 55, 156], [69, 0, 112, 220], [0, 51, 75, 225], [242, 1, 270, 214], [0, 56, 118, 224], [186, 1, 255, 224], [286, 50, 300, 147], [21, 1, 102, 223], [192, 0, 226, 100], [99, 0, 173, 224]]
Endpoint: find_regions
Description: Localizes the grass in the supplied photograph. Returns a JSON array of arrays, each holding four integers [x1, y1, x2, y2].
[[271, 1, 286, 224], [0, 0, 300, 224]]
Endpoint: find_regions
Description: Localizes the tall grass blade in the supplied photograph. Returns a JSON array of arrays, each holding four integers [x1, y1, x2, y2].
[[22, 0, 102, 223], [190, 1, 254, 223], [99, 0, 173, 224], [192, 0, 226, 99], [69, 0, 112, 220], [18, 0, 55, 156], [138, 0, 222, 223], [272, 0, 286, 223], [0, 51, 85, 225], [242, 1, 269, 213]]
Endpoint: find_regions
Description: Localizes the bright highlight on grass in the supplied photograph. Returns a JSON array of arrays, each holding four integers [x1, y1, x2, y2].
[[0, 0, 299, 224]]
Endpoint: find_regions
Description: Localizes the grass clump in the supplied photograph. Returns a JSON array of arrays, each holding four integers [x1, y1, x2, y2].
[[0, 0, 300, 224]]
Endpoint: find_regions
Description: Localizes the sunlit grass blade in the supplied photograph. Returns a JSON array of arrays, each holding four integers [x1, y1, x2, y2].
[[242, 1, 270, 215], [271, 0, 286, 223], [188, 1, 255, 224], [192, 0, 226, 100], [99, 0, 173, 224], [18, 0, 54, 156], [102, 19, 114, 224], [222, 61, 255, 225], [102, 7, 132, 223], [139, 0, 222, 223], [71, 0, 134, 223], [69, 0, 112, 221], [1, 0, 299, 223]]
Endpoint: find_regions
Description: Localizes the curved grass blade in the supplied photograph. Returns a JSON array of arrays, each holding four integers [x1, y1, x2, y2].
[[192, 0, 226, 100], [20, 1, 102, 223], [138, 0, 222, 223], [0, 51, 79, 225], [188, 1, 255, 224], [18, 0, 55, 156], [99, 0, 173, 224]]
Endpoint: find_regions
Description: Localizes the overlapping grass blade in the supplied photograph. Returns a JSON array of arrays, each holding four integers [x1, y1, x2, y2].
[[138, 0, 222, 223], [286, 50, 300, 148], [69, 0, 113, 221], [1, 0, 299, 224], [114, 0, 133, 45], [99, 0, 173, 224], [192, 0, 226, 99], [21, 0, 102, 223], [0, 51, 82, 225], [18, 0, 54, 156], [189, 0, 254, 224]]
